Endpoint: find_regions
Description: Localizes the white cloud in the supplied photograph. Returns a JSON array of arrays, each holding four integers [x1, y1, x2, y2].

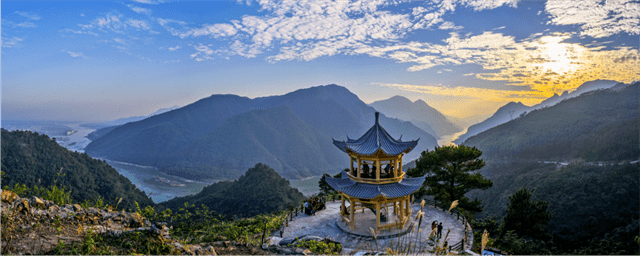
[[77, 12, 153, 34], [157, 18, 187, 26], [127, 19, 151, 30], [546, 0, 640, 38], [492, 26, 506, 30], [181, 23, 237, 38], [168, 45, 181, 51], [173, 0, 518, 61], [190, 44, 216, 61], [2, 37, 23, 48], [439, 21, 463, 30], [15, 11, 41, 20], [59, 28, 99, 36], [130, 6, 151, 15], [113, 38, 127, 45], [66, 51, 89, 59]]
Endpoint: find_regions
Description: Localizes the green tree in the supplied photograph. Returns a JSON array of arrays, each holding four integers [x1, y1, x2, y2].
[[318, 170, 344, 196], [501, 188, 552, 242], [408, 145, 492, 213]]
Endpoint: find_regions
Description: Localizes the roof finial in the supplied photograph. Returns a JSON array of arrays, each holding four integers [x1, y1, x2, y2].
[[375, 112, 379, 124]]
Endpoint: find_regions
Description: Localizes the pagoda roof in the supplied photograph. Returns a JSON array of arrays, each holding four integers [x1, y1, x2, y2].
[[325, 170, 425, 199], [333, 112, 419, 156]]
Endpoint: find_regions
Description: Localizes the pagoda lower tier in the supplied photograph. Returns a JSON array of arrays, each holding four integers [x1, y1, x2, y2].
[[325, 171, 424, 232]]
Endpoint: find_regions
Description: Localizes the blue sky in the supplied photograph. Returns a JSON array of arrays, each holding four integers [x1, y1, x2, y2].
[[2, 0, 639, 122]]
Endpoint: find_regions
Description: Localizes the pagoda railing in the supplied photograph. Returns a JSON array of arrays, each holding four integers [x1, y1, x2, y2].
[[346, 172, 405, 184]]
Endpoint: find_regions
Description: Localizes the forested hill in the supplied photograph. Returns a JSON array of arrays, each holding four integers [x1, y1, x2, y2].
[[159, 163, 305, 218], [454, 79, 620, 144], [85, 84, 437, 180], [0, 129, 154, 210], [463, 82, 639, 162]]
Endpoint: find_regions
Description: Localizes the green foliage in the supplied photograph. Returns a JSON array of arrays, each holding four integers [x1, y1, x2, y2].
[[470, 216, 500, 251], [160, 163, 306, 218], [146, 202, 287, 245], [501, 188, 552, 241], [496, 230, 553, 255], [1, 129, 154, 211], [408, 145, 492, 213], [32, 183, 72, 206], [4, 183, 29, 196], [51, 229, 178, 255], [294, 239, 341, 255], [318, 170, 343, 197]]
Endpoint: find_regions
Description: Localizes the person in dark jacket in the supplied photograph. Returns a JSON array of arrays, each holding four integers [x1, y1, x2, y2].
[[437, 222, 443, 238]]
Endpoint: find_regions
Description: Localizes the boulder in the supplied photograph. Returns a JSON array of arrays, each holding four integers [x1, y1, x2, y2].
[[72, 204, 83, 212], [31, 196, 45, 210], [18, 199, 30, 214], [1, 190, 19, 203]]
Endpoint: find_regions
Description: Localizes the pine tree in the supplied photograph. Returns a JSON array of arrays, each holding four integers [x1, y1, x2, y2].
[[407, 145, 492, 213], [501, 187, 552, 241]]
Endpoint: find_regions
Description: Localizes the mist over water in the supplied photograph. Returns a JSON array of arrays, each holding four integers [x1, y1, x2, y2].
[[437, 127, 468, 146]]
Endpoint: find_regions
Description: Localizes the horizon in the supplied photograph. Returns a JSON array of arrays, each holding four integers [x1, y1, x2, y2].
[[2, 0, 639, 122]]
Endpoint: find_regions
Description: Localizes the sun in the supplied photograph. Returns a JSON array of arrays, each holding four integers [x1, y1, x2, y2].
[[536, 36, 582, 76]]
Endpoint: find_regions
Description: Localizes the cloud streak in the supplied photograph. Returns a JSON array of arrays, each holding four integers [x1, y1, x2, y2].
[[546, 0, 640, 38], [66, 51, 89, 59]]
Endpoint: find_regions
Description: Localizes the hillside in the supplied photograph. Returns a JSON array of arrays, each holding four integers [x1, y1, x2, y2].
[[85, 84, 437, 179], [170, 106, 346, 179], [369, 96, 461, 138], [0, 129, 154, 210], [454, 80, 621, 144], [462, 82, 639, 161], [160, 163, 306, 218]]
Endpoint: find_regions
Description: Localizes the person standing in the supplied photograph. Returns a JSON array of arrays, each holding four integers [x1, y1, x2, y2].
[[437, 222, 443, 238], [431, 220, 437, 231]]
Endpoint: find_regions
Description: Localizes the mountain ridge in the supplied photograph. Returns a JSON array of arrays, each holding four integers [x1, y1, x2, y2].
[[85, 84, 438, 180], [454, 80, 621, 144]]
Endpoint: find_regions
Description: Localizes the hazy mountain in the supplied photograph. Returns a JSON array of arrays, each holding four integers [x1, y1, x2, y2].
[[454, 80, 621, 144], [369, 96, 461, 138], [535, 80, 619, 109], [85, 85, 438, 179], [159, 163, 306, 218], [170, 106, 347, 179], [1, 129, 154, 210], [82, 105, 180, 130], [454, 102, 530, 144], [463, 82, 639, 161]]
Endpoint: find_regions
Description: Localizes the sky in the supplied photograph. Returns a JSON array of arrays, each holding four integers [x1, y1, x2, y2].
[[2, 0, 639, 122]]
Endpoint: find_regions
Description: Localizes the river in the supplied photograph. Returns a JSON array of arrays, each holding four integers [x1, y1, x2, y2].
[[437, 127, 468, 146]]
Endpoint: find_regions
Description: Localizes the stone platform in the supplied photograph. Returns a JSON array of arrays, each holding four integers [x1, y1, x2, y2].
[[279, 201, 474, 254]]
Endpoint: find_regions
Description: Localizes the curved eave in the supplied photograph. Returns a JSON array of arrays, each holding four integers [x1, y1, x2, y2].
[[325, 175, 425, 199]]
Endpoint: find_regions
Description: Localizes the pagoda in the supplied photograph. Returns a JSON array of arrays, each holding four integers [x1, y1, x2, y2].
[[326, 112, 424, 232]]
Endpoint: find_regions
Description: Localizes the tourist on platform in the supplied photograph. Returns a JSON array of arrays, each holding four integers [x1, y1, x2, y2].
[[362, 164, 370, 178]]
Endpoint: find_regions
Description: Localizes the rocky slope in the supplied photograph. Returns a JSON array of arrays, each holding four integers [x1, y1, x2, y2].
[[0, 189, 326, 255]]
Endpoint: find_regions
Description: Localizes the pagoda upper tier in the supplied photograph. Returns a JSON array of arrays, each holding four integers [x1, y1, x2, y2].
[[333, 112, 419, 156]]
